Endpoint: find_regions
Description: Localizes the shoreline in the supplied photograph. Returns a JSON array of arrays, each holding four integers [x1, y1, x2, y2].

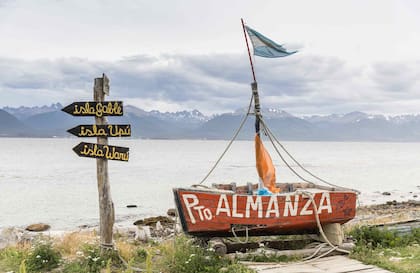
[[1, 189, 418, 235]]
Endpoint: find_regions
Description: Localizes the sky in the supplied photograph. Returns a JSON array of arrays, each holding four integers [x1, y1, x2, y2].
[[1, 0, 420, 115]]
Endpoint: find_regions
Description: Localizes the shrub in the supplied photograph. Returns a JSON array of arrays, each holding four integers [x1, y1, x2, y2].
[[25, 241, 61, 272], [350, 226, 419, 249], [0, 246, 28, 272], [162, 236, 253, 273]]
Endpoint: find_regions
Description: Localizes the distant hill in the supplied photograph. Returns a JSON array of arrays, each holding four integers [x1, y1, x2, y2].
[[3, 104, 420, 141], [0, 109, 29, 137], [3, 103, 63, 120]]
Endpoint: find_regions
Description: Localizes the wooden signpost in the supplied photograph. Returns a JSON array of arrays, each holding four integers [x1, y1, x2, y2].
[[72, 142, 129, 161], [61, 101, 123, 117], [62, 74, 130, 252], [67, 124, 131, 138]]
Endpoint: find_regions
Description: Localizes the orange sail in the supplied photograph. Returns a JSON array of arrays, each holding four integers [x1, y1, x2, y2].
[[255, 134, 281, 193]]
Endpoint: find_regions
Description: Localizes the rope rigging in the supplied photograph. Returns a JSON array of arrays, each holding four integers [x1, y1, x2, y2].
[[198, 94, 254, 185], [197, 90, 357, 193]]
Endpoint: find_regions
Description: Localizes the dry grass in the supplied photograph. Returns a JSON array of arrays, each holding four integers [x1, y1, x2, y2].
[[115, 239, 137, 261], [55, 230, 98, 258]]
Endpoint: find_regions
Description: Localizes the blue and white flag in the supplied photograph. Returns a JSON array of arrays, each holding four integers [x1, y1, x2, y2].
[[245, 26, 297, 58]]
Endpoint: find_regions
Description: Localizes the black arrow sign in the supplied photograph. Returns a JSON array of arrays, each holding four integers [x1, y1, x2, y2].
[[61, 101, 123, 117], [72, 142, 129, 162], [67, 124, 131, 137]]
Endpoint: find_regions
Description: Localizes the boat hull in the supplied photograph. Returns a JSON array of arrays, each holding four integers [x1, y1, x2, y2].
[[173, 187, 356, 237]]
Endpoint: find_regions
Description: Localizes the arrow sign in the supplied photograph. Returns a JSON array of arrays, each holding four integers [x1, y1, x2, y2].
[[73, 142, 129, 161], [67, 124, 131, 137], [62, 101, 123, 117]]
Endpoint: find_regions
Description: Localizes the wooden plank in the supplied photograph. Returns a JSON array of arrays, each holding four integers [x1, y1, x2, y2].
[[67, 124, 131, 137], [61, 101, 123, 117], [246, 256, 393, 273], [315, 264, 375, 273], [72, 142, 129, 161]]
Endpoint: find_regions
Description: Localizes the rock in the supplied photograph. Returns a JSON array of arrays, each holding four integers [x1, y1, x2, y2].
[[126, 205, 137, 208], [25, 223, 50, 232], [133, 216, 174, 226], [320, 223, 344, 246], [156, 221, 163, 231], [413, 195, 418, 198], [167, 208, 177, 217], [135, 226, 151, 242], [382, 192, 391, 196], [0, 228, 25, 248]]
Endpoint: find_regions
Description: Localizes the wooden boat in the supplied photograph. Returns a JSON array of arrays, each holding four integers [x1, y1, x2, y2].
[[174, 183, 356, 237], [173, 20, 358, 238]]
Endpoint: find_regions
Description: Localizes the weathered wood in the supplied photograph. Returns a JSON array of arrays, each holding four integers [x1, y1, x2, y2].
[[226, 238, 315, 253], [228, 242, 354, 260], [61, 101, 123, 117], [208, 238, 227, 255], [67, 124, 131, 137], [245, 255, 393, 273], [173, 188, 356, 237], [94, 74, 115, 251]]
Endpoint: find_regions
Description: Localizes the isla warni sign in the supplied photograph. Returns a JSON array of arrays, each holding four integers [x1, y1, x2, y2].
[[73, 142, 129, 162]]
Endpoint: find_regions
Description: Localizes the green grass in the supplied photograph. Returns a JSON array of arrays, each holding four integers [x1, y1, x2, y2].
[[349, 226, 420, 273], [0, 234, 254, 273], [0, 246, 28, 272]]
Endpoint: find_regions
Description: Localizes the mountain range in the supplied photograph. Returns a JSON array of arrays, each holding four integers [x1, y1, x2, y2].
[[2, 103, 420, 141]]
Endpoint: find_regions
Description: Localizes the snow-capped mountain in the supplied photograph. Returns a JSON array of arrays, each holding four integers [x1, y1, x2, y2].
[[3, 103, 420, 141], [2, 103, 63, 120]]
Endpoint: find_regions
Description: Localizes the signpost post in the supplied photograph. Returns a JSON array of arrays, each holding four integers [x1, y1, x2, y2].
[[62, 74, 130, 253], [94, 74, 114, 252]]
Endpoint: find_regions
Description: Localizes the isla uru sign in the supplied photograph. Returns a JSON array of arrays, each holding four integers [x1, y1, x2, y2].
[[67, 124, 131, 137], [61, 101, 123, 117], [72, 142, 129, 161]]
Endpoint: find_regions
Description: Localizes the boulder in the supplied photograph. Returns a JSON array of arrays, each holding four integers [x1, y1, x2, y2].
[[25, 223, 50, 232], [133, 216, 174, 226], [167, 208, 177, 217]]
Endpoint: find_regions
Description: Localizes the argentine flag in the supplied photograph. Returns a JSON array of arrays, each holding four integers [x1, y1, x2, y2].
[[245, 26, 297, 58]]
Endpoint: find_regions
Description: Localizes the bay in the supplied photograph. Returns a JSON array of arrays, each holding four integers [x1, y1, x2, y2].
[[0, 138, 419, 230]]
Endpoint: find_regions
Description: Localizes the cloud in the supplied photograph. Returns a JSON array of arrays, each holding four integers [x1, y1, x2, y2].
[[1, 53, 420, 115], [370, 61, 420, 94]]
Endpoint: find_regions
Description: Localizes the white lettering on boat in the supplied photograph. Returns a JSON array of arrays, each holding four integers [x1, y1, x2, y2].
[[181, 192, 332, 224], [318, 192, 332, 214], [265, 195, 279, 218], [300, 197, 314, 216], [216, 194, 231, 217], [245, 195, 263, 218], [283, 194, 299, 216], [182, 194, 199, 224], [232, 195, 244, 218]]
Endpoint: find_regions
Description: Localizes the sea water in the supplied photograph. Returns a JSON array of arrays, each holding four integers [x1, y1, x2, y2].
[[0, 138, 419, 230]]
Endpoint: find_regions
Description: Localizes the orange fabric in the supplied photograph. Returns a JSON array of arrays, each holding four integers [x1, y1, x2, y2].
[[255, 134, 281, 193]]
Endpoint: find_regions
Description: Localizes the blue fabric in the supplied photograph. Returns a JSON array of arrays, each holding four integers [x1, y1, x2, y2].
[[245, 26, 297, 58], [257, 188, 272, 195]]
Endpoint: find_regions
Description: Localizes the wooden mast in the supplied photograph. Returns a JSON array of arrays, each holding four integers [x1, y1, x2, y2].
[[241, 18, 261, 135]]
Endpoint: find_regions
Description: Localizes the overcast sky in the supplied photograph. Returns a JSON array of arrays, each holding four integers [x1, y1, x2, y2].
[[1, 0, 420, 115]]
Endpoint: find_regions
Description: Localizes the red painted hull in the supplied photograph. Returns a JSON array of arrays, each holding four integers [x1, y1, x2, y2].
[[173, 187, 356, 237]]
